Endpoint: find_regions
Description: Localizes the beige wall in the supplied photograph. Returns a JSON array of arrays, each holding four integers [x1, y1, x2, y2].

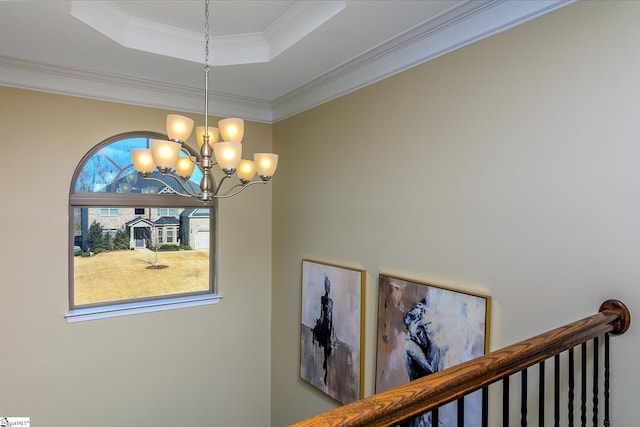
[[0, 88, 273, 426], [272, 1, 640, 425]]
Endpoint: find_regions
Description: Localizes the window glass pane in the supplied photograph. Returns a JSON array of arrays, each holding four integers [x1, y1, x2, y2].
[[72, 207, 211, 306], [98, 208, 120, 216], [74, 137, 203, 194], [75, 138, 146, 193], [158, 208, 178, 216]]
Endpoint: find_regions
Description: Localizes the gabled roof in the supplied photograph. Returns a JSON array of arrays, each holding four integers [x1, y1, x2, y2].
[[115, 171, 201, 195], [126, 217, 153, 227]]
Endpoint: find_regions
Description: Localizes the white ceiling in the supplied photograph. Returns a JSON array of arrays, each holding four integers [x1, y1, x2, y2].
[[0, 0, 574, 123]]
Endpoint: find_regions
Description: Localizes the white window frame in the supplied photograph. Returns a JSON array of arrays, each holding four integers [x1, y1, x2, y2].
[[98, 208, 120, 216], [67, 132, 219, 322], [158, 208, 178, 216]]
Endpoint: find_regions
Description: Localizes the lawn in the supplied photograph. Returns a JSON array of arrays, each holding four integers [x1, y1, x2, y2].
[[73, 249, 209, 305]]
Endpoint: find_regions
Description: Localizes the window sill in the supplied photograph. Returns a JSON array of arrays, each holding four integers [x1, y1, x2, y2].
[[65, 294, 222, 323]]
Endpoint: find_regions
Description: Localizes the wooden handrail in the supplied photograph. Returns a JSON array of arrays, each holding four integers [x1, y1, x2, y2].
[[291, 299, 631, 427]]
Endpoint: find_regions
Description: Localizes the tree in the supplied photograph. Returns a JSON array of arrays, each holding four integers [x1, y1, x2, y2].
[[145, 225, 161, 268], [87, 220, 104, 252], [102, 232, 113, 251], [113, 226, 129, 250]]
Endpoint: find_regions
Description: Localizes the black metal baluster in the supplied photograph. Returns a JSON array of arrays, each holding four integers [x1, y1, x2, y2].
[[604, 333, 610, 427], [554, 354, 560, 427], [539, 360, 545, 427], [458, 397, 465, 427], [504, 376, 510, 427], [432, 407, 439, 427], [522, 369, 528, 427], [483, 386, 489, 427], [568, 348, 575, 427], [593, 337, 599, 427], [581, 342, 587, 427]]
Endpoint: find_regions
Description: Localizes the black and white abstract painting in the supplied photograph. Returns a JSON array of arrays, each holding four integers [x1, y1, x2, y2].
[[300, 260, 364, 404], [376, 274, 490, 427]]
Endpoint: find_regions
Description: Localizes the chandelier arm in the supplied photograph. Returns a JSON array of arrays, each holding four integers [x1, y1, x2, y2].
[[141, 175, 198, 198], [179, 147, 198, 164], [177, 146, 220, 168], [211, 174, 231, 197], [212, 180, 267, 199], [183, 176, 200, 195], [164, 173, 203, 197]]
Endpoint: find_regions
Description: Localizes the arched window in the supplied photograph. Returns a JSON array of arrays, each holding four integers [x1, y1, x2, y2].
[[67, 131, 219, 322]]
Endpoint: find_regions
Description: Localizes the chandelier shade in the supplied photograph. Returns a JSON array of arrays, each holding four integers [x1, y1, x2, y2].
[[254, 153, 279, 179], [167, 114, 195, 142], [237, 159, 256, 183], [196, 125, 220, 148], [175, 156, 196, 179], [131, 149, 155, 176], [213, 141, 242, 172], [151, 139, 182, 173], [218, 118, 244, 143]]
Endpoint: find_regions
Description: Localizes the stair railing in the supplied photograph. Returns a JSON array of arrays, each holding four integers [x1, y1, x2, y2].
[[291, 299, 631, 427]]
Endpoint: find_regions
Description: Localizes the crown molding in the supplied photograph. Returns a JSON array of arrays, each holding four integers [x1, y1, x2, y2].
[[271, 0, 576, 121], [0, 55, 274, 122], [265, 1, 346, 61], [1, 0, 575, 123], [70, 0, 345, 66]]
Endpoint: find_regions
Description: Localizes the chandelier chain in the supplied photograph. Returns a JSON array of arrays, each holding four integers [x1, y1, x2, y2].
[[204, 0, 210, 72], [203, 0, 210, 136]]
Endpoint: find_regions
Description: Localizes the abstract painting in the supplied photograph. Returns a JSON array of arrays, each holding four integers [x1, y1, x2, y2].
[[300, 259, 365, 404], [376, 274, 490, 426]]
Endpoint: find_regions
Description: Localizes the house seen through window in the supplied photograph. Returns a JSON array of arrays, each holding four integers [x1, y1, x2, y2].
[[69, 132, 217, 313]]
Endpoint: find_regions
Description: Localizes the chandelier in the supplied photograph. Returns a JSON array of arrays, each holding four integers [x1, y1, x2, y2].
[[131, 0, 278, 202]]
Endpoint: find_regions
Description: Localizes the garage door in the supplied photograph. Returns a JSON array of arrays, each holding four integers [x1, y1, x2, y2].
[[195, 231, 209, 249]]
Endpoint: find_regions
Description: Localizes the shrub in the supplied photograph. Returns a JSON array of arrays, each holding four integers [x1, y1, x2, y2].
[[93, 247, 106, 254], [102, 233, 113, 251], [87, 220, 103, 252], [113, 226, 129, 250]]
